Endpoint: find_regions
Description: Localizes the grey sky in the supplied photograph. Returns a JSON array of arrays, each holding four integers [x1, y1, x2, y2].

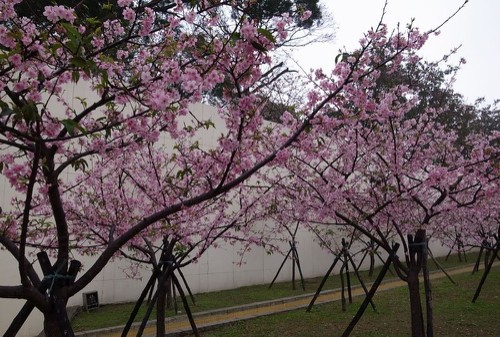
[[293, 0, 499, 104]]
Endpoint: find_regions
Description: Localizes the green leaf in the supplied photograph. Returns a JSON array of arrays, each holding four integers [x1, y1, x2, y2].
[[251, 41, 268, 53], [60, 22, 82, 54], [75, 97, 88, 109], [203, 119, 215, 129], [21, 102, 39, 122], [0, 100, 13, 117], [70, 57, 97, 78], [61, 119, 86, 135], [189, 140, 200, 151], [50, 43, 63, 56], [335, 52, 350, 64], [70, 57, 88, 68], [99, 67, 109, 85], [72, 71, 80, 83], [60, 22, 80, 41], [176, 167, 192, 180], [257, 28, 276, 44], [7, 30, 22, 40], [71, 158, 89, 172], [85, 17, 101, 26], [335, 53, 342, 64], [230, 32, 241, 41]]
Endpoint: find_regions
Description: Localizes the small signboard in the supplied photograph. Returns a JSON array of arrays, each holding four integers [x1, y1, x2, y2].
[[83, 291, 99, 311]]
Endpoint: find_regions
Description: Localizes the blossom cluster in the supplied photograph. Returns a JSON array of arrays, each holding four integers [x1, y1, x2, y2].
[[43, 5, 75, 23]]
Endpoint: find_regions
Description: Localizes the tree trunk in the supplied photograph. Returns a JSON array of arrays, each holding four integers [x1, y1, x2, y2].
[[407, 269, 425, 337], [156, 276, 167, 337], [166, 275, 173, 309], [44, 313, 64, 337], [43, 299, 74, 337], [484, 249, 491, 269], [422, 240, 433, 337], [369, 249, 375, 277]]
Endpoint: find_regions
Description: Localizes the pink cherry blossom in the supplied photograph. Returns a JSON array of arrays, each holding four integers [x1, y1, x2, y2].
[[43, 5, 75, 23], [122, 7, 136, 22], [300, 10, 312, 21]]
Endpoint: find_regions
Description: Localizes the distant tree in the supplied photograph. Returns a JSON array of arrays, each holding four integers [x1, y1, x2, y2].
[[371, 57, 499, 146], [234, 0, 323, 28]]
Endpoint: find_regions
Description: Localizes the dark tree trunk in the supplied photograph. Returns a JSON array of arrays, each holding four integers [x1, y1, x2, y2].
[[42, 297, 74, 337], [369, 249, 375, 277], [340, 266, 346, 311], [406, 229, 427, 337], [422, 240, 433, 337], [44, 313, 64, 337], [484, 249, 491, 269], [156, 275, 167, 337], [166, 275, 173, 309], [472, 245, 484, 274], [407, 269, 425, 337], [37, 253, 80, 337]]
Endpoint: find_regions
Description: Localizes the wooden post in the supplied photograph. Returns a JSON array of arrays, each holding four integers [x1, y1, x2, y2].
[[340, 265, 346, 311], [342, 239, 353, 304], [346, 250, 376, 311], [472, 242, 499, 303], [422, 237, 433, 337], [269, 245, 293, 288], [292, 243, 306, 291], [306, 252, 342, 312], [172, 274, 200, 336], [342, 243, 399, 337], [122, 273, 157, 337]]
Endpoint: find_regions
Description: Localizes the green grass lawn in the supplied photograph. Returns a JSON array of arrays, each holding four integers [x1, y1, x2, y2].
[[195, 265, 500, 337], [71, 251, 495, 334]]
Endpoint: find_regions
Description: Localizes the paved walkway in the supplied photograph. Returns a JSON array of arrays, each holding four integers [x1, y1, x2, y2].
[[74, 265, 475, 337]]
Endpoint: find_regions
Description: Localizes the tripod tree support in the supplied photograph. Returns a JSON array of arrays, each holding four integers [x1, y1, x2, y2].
[[306, 253, 342, 312], [427, 248, 456, 285], [307, 238, 375, 312], [121, 237, 199, 337], [342, 243, 400, 337], [472, 229, 499, 303], [269, 222, 306, 290], [445, 232, 467, 262]]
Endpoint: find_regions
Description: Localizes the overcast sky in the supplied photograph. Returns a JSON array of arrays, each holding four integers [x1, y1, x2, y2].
[[292, 0, 499, 104]]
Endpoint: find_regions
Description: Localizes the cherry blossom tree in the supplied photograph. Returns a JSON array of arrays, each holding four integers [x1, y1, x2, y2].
[[438, 175, 500, 302], [262, 36, 498, 336], [0, 0, 456, 336], [273, 102, 496, 337]]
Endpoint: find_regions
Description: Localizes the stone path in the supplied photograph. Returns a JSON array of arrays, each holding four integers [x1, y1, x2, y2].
[[74, 265, 474, 337]]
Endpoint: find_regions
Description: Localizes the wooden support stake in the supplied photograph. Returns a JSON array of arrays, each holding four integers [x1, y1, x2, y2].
[[342, 243, 400, 337], [306, 253, 342, 312]]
